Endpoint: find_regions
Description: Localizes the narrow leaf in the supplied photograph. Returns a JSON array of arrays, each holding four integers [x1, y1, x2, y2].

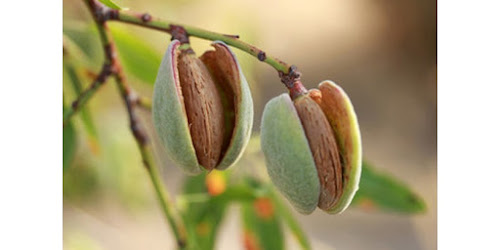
[[79, 109, 100, 154], [63, 24, 104, 68], [241, 198, 284, 250], [63, 54, 100, 154], [63, 105, 77, 171], [98, 0, 126, 10], [63, 34, 93, 68], [109, 26, 162, 85], [242, 176, 310, 250], [352, 161, 427, 213], [181, 173, 230, 250], [269, 189, 311, 250]]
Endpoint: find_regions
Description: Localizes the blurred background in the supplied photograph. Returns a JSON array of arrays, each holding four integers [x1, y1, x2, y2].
[[63, 0, 436, 249]]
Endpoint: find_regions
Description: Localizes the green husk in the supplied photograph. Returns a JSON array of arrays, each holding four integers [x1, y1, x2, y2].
[[261, 94, 320, 214], [153, 40, 254, 175]]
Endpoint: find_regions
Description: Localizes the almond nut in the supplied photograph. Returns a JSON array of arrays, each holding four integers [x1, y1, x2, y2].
[[261, 81, 362, 214], [153, 40, 254, 174]]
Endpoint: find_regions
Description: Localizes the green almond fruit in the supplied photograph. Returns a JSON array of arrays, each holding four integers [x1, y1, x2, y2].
[[153, 40, 254, 175], [261, 80, 362, 214]]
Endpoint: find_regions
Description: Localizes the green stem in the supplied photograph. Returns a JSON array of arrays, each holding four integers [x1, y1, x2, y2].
[[138, 143, 188, 249], [114, 70, 187, 248], [113, 12, 293, 74]]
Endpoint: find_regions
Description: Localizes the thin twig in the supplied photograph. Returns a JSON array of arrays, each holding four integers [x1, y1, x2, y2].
[[63, 64, 112, 126], [78, 67, 152, 110], [79, 0, 188, 248], [103, 7, 296, 75]]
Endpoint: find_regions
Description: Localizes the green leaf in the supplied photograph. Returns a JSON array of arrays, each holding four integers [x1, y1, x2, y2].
[[63, 60, 100, 155], [180, 173, 230, 250], [109, 26, 162, 85], [241, 197, 284, 250], [98, 0, 126, 10], [63, 22, 104, 68], [63, 34, 93, 68], [352, 161, 427, 213], [269, 190, 311, 250], [240, 176, 310, 250], [63, 40, 99, 153], [79, 109, 99, 154], [63, 106, 77, 171]]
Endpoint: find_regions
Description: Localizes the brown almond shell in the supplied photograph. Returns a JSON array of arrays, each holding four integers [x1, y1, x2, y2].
[[177, 51, 225, 170], [293, 94, 344, 211]]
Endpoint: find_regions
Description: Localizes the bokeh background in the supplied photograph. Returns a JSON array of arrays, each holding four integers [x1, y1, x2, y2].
[[63, 0, 436, 249]]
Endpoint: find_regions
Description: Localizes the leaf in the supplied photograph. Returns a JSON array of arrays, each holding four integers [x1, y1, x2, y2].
[[63, 50, 100, 154], [269, 190, 311, 250], [98, 0, 126, 10], [241, 197, 284, 250], [352, 161, 427, 213], [180, 173, 230, 250], [63, 23, 104, 68], [78, 108, 100, 154], [240, 176, 310, 250], [63, 34, 93, 68], [109, 26, 162, 85], [63, 106, 77, 171]]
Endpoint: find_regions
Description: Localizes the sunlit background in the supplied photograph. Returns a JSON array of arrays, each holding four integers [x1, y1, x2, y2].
[[63, 0, 436, 249]]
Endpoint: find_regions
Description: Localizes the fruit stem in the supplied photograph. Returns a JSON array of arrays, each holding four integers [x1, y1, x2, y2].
[[289, 80, 308, 100], [278, 65, 308, 99]]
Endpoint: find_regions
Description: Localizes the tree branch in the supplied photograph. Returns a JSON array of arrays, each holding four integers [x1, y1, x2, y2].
[[78, 67, 152, 110], [105, 7, 296, 75], [113, 71, 186, 249], [78, 0, 188, 248], [67, 0, 306, 126]]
